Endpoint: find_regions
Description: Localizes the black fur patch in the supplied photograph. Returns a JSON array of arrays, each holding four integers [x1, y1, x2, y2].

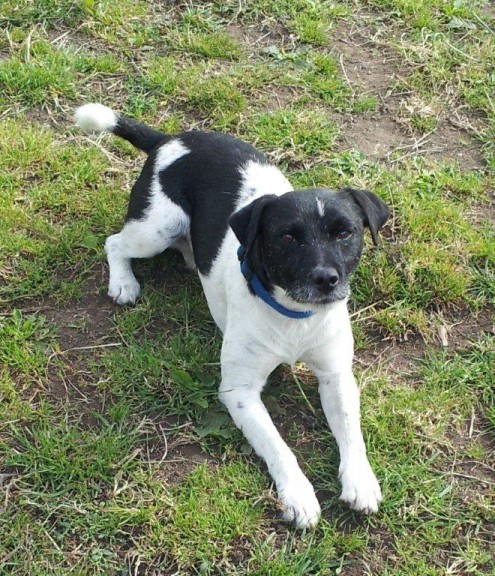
[[126, 148, 160, 221], [126, 131, 268, 274]]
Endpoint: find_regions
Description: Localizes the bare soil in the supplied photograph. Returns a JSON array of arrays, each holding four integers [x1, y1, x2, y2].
[[331, 20, 486, 168]]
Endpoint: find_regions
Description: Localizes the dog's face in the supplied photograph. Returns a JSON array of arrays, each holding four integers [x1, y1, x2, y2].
[[230, 188, 389, 306]]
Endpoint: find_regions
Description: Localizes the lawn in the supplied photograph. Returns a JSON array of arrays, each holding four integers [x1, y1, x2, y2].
[[0, 1, 494, 574]]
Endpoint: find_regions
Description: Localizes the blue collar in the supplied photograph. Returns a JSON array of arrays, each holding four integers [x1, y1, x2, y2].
[[237, 246, 315, 320]]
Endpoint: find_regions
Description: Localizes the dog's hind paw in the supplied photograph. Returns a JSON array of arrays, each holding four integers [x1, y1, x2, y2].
[[278, 477, 321, 530], [108, 278, 141, 305], [339, 459, 382, 514]]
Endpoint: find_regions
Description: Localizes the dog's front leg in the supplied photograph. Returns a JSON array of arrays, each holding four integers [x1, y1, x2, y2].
[[305, 332, 382, 514], [219, 340, 321, 529]]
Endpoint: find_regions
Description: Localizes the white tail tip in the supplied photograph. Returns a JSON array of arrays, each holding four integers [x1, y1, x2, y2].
[[75, 103, 117, 133]]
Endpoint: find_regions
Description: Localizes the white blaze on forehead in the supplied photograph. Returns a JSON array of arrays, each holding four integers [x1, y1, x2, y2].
[[316, 198, 325, 217]]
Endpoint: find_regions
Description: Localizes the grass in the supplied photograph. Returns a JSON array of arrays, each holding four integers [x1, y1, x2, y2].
[[1, 0, 494, 574]]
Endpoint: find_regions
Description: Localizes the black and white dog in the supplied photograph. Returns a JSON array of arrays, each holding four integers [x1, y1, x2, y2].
[[75, 103, 389, 529]]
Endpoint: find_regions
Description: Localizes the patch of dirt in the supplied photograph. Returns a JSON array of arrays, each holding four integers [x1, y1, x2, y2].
[[331, 20, 400, 95], [147, 248, 202, 291], [330, 19, 486, 168], [354, 305, 494, 376], [448, 434, 495, 483], [336, 113, 407, 158], [445, 305, 494, 348], [424, 123, 485, 169], [480, 3, 495, 19], [46, 27, 111, 56], [29, 265, 116, 422], [43, 266, 114, 349], [226, 22, 247, 41], [37, 253, 195, 407], [355, 336, 425, 379], [337, 112, 485, 168], [153, 437, 218, 487]]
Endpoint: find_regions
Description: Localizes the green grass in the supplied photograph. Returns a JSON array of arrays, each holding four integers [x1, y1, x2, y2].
[[0, 0, 494, 574]]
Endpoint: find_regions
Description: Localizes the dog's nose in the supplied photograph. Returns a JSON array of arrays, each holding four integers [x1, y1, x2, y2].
[[311, 267, 339, 289]]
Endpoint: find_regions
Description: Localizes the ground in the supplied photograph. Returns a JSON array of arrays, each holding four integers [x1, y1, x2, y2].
[[0, 1, 494, 575]]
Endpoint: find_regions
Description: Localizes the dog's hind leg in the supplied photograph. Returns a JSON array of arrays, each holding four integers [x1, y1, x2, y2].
[[105, 139, 192, 305], [105, 198, 190, 305], [173, 237, 196, 271]]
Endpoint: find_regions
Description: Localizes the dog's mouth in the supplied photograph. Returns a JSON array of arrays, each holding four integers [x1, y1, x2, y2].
[[285, 284, 350, 306]]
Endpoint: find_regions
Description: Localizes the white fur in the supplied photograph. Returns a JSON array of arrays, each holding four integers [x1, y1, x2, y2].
[[75, 103, 117, 133], [197, 161, 381, 528], [316, 197, 325, 217], [238, 159, 293, 206], [105, 154, 381, 528], [105, 140, 191, 304]]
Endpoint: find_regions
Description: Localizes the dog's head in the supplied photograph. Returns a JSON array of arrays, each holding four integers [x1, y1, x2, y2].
[[229, 188, 389, 308]]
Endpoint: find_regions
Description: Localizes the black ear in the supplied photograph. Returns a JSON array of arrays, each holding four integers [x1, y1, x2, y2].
[[343, 188, 389, 245], [229, 195, 278, 258]]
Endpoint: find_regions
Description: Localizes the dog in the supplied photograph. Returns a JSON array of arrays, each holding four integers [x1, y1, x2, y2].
[[75, 103, 389, 529]]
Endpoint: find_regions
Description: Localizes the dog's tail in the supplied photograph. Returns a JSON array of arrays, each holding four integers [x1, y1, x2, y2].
[[75, 103, 166, 154]]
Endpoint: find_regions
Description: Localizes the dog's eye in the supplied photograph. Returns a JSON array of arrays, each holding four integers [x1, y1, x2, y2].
[[337, 230, 353, 240], [281, 234, 296, 244]]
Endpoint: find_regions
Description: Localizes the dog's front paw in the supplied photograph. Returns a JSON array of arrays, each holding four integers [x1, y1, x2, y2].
[[339, 459, 382, 514], [108, 277, 141, 305], [278, 477, 321, 530]]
